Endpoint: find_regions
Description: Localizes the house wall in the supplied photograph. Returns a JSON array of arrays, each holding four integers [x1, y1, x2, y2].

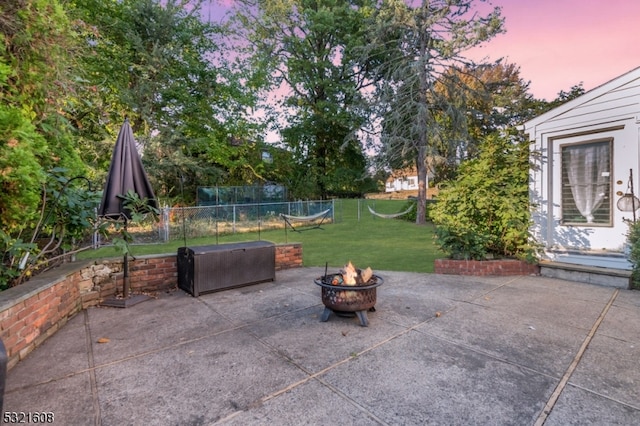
[[527, 73, 640, 269], [385, 175, 419, 192]]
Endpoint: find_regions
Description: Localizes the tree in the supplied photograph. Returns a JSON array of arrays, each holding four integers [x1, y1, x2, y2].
[[550, 83, 586, 105], [0, 0, 85, 232], [232, 0, 376, 199], [1, 0, 90, 288], [362, 0, 503, 223], [429, 62, 535, 182], [70, 0, 262, 202]]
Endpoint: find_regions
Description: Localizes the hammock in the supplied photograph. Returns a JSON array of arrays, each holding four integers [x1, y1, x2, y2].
[[367, 203, 414, 219], [280, 208, 331, 232]]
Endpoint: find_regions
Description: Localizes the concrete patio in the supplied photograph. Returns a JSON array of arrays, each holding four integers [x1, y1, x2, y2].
[[3, 267, 639, 425]]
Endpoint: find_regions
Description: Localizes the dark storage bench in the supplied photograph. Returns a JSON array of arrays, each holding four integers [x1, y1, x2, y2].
[[177, 241, 275, 296]]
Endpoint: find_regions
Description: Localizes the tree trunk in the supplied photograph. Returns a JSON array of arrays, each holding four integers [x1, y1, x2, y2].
[[415, 147, 427, 225], [415, 2, 429, 226]]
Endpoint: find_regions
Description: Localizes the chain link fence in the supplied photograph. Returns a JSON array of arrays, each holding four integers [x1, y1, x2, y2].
[[92, 198, 428, 247]]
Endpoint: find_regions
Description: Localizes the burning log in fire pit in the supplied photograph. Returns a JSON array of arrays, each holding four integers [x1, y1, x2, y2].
[[314, 262, 383, 327]]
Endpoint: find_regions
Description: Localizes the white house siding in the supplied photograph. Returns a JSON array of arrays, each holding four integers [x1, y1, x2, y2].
[[385, 174, 419, 192], [525, 67, 640, 269]]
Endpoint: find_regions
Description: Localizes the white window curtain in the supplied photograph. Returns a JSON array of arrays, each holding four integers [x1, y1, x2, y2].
[[565, 143, 610, 223]]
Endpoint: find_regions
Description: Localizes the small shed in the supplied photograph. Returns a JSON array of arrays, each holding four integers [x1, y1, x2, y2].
[[523, 66, 640, 273]]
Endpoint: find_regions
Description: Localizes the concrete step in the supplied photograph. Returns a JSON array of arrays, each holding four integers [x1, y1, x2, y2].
[[539, 261, 632, 289]]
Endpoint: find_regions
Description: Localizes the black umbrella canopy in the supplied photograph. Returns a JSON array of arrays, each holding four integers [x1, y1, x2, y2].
[[98, 119, 157, 220]]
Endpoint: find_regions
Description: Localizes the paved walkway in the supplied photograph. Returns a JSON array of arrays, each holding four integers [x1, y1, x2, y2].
[[4, 268, 640, 425]]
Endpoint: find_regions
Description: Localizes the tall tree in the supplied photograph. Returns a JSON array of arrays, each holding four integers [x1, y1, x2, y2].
[[0, 0, 86, 229], [1, 0, 91, 287], [363, 0, 503, 224], [70, 0, 261, 201], [0, 0, 86, 228], [430, 62, 535, 181], [232, 0, 376, 199]]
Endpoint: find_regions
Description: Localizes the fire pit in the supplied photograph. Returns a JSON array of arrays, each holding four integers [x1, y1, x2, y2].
[[314, 272, 383, 327]]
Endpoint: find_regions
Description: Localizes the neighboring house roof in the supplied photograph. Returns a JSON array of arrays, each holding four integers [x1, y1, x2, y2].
[[386, 168, 417, 183]]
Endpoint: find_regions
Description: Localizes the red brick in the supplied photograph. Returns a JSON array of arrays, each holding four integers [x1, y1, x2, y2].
[[2, 333, 20, 353], [435, 259, 538, 276], [131, 263, 155, 272]]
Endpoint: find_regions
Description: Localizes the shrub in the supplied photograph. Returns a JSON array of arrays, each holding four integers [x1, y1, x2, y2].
[[398, 198, 436, 223], [97, 190, 160, 258], [625, 219, 640, 289], [0, 170, 100, 289], [430, 133, 537, 261]]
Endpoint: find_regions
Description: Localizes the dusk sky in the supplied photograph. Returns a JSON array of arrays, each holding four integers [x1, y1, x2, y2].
[[470, 0, 640, 100], [204, 0, 640, 101]]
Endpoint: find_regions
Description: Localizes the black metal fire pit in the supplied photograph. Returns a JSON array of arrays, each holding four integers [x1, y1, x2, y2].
[[314, 273, 383, 326]]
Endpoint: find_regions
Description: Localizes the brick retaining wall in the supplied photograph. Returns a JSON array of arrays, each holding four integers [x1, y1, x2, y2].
[[275, 243, 302, 270], [434, 258, 540, 276], [0, 242, 302, 370]]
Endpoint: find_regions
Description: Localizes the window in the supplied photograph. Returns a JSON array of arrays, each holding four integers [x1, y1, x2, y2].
[[561, 139, 612, 225]]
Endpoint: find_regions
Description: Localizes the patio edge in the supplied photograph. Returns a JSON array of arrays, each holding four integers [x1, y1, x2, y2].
[[0, 242, 302, 370]]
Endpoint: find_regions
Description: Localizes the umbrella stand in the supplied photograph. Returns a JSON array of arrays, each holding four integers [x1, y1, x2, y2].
[[123, 218, 130, 298], [101, 219, 151, 308]]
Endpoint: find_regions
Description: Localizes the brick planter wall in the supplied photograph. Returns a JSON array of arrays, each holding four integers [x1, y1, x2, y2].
[[434, 258, 540, 276], [0, 242, 301, 370], [275, 243, 302, 270]]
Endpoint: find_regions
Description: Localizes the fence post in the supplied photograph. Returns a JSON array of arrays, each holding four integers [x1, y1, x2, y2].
[[161, 206, 170, 242], [331, 199, 335, 223], [93, 207, 100, 249]]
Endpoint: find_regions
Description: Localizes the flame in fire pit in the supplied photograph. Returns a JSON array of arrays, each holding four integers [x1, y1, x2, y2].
[[338, 261, 374, 286]]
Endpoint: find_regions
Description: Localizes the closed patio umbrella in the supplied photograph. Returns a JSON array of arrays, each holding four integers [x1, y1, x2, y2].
[[99, 118, 157, 220], [98, 118, 157, 306]]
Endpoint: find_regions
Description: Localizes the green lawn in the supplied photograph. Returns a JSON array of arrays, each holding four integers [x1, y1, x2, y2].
[[78, 199, 444, 273]]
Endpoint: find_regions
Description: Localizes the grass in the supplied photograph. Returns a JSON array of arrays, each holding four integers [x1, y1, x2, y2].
[[78, 199, 444, 273]]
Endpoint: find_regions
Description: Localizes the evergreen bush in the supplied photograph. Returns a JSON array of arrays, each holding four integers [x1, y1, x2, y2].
[[625, 219, 640, 289], [430, 133, 537, 261]]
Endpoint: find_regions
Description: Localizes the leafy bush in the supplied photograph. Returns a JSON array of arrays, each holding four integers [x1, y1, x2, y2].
[[0, 170, 100, 289], [430, 133, 537, 261], [0, 93, 48, 235], [0, 231, 36, 291], [97, 190, 160, 258], [625, 219, 640, 289], [399, 198, 436, 223]]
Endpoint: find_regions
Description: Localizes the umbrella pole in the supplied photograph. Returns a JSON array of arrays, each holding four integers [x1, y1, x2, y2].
[[123, 254, 129, 298], [123, 219, 130, 298]]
